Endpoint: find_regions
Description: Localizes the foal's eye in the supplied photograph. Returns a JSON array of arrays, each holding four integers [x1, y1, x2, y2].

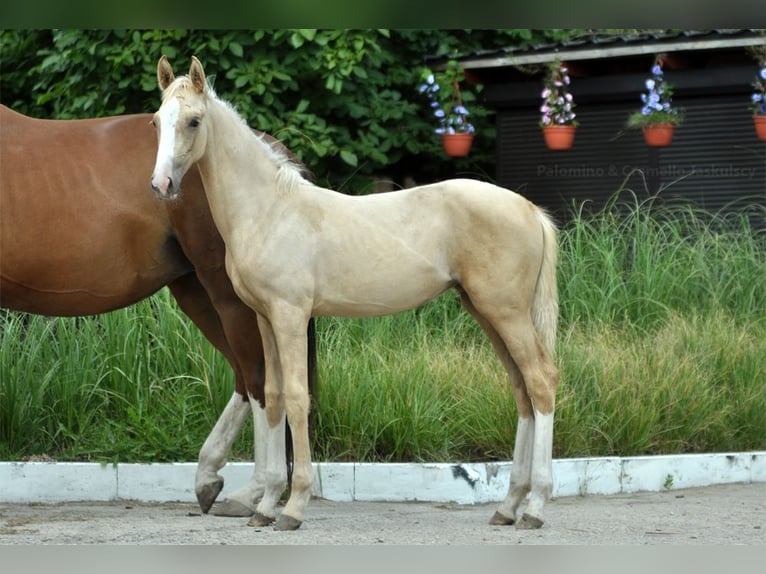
[[189, 117, 200, 128]]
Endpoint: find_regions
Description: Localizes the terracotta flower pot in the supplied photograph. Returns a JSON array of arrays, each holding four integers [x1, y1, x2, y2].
[[754, 115, 766, 142], [642, 123, 675, 147], [441, 133, 474, 157], [542, 125, 576, 150]]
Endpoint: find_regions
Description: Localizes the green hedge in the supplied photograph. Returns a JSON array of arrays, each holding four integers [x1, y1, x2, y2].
[[0, 29, 576, 190]]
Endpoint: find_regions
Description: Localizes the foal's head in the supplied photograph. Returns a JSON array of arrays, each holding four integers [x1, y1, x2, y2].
[[150, 56, 210, 199]]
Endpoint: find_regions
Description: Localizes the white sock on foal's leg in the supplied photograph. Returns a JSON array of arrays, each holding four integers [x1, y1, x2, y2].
[[492, 415, 534, 525], [212, 395, 276, 516], [247, 407, 288, 526], [519, 411, 554, 528]]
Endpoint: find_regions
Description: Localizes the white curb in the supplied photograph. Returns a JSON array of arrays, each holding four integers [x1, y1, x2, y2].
[[0, 452, 763, 504]]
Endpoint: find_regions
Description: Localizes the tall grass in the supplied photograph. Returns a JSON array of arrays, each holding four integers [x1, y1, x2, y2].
[[1, 195, 764, 462], [0, 291, 251, 461], [559, 193, 764, 329]]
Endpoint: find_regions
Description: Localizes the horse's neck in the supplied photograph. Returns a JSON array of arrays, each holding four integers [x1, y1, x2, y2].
[[196, 100, 279, 239]]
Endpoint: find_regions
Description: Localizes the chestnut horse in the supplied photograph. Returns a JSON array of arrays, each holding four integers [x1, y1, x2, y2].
[[0, 103, 315, 517], [151, 56, 560, 531]]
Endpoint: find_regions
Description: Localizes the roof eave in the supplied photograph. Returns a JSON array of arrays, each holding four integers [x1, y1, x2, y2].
[[458, 36, 766, 70]]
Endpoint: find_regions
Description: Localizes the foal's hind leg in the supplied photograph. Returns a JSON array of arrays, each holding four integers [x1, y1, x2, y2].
[[493, 317, 558, 529], [461, 293, 558, 528], [459, 293, 536, 525]]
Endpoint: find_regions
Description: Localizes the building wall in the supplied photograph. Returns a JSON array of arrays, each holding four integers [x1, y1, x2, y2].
[[495, 92, 765, 226]]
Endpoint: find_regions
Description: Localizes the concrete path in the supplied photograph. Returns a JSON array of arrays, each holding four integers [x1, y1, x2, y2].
[[1, 483, 763, 545]]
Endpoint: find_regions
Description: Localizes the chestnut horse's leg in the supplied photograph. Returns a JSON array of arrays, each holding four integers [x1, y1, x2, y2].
[[167, 273, 265, 514]]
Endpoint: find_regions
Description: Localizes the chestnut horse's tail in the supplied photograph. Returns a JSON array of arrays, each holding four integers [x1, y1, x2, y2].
[[531, 210, 559, 360], [285, 317, 318, 486]]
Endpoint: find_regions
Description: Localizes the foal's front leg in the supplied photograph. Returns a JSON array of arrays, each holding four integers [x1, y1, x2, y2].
[[246, 313, 289, 527], [264, 310, 313, 531]]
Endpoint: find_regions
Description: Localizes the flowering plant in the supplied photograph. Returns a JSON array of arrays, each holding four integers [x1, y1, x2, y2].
[[627, 60, 684, 127], [540, 62, 577, 127], [749, 63, 766, 115], [418, 59, 475, 135]]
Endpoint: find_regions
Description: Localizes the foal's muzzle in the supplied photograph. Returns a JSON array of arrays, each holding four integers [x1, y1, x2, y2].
[[150, 175, 179, 199]]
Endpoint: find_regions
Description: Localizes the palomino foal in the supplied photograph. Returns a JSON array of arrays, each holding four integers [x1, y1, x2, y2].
[[151, 56, 560, 531]]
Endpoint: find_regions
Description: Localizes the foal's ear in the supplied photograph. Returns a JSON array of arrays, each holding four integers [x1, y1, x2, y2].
[[189, 56, 207, 94], [157, 55, 175, 91]]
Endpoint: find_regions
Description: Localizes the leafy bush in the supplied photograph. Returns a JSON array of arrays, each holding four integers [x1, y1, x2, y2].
[[0, 29, 575, 191]]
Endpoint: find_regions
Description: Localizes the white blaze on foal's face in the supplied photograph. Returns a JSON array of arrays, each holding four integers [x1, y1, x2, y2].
[[151, 97, 180, 197]]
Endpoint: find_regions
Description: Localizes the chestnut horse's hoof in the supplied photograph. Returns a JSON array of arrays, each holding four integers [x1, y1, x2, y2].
[[274, 514, 303, 531], [213, 499, 255, 517], [516, 513, 544, 530], [489, 511, 515, 526], [247, 512, 276, 527], [196, 478, 224, 514]]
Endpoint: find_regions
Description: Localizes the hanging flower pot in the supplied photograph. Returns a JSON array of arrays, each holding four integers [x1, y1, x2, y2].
[[627, 57, 683, 147], [749, 63, 766, 141], [754, 115, 766, 142], [441, 133, 474, 157], [418, 60, 477, 158], [542, 125, 576, 150], [539, 62, 578, 151], [642, 123, 676, 147]]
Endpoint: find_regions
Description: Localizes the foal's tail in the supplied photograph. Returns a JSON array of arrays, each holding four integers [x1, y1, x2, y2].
[[532, 209, 559, 359]]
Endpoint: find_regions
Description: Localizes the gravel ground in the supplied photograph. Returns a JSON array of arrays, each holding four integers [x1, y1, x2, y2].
[[0, 482, 764, 545]]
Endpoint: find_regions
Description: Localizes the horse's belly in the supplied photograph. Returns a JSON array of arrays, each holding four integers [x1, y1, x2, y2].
[[0, 235, 188, 316], [313, 268, 452, 318]]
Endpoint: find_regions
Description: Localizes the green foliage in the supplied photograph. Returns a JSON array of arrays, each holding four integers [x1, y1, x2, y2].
[[0, 29, 576, 190]]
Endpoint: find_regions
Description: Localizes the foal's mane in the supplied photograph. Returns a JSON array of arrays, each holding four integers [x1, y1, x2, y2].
[[165, 74, 310, 195]]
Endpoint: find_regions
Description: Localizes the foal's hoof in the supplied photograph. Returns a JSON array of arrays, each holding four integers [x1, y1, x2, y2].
[[274, 514, 303, 531], [213, 499, 255, 517], [489, 511, 515, 526], [247, 512, 275, 527], [196, 478, 224, 514], [516, 513, 544, 530]]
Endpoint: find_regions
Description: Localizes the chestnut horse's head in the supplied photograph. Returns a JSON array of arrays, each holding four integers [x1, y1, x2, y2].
[[150, 56, 210, 199]]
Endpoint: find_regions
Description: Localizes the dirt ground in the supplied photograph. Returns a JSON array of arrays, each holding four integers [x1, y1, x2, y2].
[[0, 482, 764, 545]]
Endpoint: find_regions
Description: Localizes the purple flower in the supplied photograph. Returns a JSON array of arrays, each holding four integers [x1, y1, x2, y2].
[[453, 105, 469, 116], [751, 64, 766, 115], [633, 60, 680, 123], [419, 65, 476, 134], [540, 63, 577, 126]]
